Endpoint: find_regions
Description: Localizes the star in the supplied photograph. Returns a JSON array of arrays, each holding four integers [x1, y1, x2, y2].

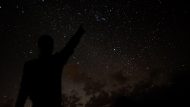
[[29, 50, 33, 54], [21, 10, 25, 14]]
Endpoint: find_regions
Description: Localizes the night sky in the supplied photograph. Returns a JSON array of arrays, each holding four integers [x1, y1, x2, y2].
[[0, 0, 189, 106]]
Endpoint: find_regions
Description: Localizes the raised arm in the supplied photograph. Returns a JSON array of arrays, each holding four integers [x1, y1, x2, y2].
[[57, 25, 85, 64]]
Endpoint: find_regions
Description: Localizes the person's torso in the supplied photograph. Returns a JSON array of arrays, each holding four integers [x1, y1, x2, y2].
[[25, 56, 63, 101]]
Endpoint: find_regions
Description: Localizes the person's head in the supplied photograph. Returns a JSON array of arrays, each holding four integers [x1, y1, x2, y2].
[[38, 35, 54, 57]]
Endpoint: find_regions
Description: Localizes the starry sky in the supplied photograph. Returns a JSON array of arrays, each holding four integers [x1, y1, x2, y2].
[[0, 0, 189, 106]]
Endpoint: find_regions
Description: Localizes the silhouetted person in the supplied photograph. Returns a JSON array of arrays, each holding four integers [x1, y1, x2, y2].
[[15, 25, 85, 107]]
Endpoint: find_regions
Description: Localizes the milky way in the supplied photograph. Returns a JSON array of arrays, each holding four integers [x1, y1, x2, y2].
[[0, 0, 189, 106]]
